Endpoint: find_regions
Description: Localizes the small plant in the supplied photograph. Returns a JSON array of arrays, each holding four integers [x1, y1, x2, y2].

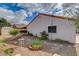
[[0, 39, 6, 43], [4, 48, 13, 56], [40, 31, 48, 40], [0, 39, 6, 46], [27, 31, 33, 36], [55, 38, 70, 44], [9, 28, 19, 36], [31, 39, 43, 48]]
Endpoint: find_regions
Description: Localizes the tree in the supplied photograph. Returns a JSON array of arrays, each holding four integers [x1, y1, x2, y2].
[[74, 17, 79, 33], [0, 18, 11, 35]]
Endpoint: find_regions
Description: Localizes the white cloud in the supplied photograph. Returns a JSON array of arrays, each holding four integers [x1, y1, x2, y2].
[[17, 3, 54, 13], [0, 7, 15, 22], [0, 7, 28, 25], [0, 7, 14, 16], [14, 9, 28, 24], [17, 3, 64, 16]]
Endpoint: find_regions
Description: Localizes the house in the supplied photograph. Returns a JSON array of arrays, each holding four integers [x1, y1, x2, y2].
[[27, 13, 77, 43]]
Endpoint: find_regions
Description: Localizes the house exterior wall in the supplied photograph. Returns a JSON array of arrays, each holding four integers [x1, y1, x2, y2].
[[27, 15, 76, 43]]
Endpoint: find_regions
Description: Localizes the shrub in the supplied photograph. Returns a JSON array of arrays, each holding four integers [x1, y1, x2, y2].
[[31, 39, 43, 48], [4, 48, 13, 56], [55, 38, 70, 44], [0, 39, 6, 43], [27, 31, 33, 36], [0, 39, 6, 46], [40, 31, 48, 40], [9, 28, 19, 36]]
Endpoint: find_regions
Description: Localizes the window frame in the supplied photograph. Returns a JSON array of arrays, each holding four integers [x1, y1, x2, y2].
[[48, 26, 57, 33]]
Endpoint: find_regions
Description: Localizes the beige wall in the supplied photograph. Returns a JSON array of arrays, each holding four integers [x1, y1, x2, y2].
[[27, 15, 76, 43], [1, 27, 13, 38]]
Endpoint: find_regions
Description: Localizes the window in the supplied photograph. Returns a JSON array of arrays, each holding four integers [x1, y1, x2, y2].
[[48, 26, 57, 33]]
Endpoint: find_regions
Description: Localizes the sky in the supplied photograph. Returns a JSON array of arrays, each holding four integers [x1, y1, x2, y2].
[[0, 3, 66, 25]]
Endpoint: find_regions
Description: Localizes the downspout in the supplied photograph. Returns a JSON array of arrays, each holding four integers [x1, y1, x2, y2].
[[50, 17, 53, 40]]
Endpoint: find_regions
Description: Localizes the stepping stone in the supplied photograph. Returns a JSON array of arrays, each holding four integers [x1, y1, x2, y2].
[[59, 44, 63, 47], [73, 44, 78, 47], [68, 46, 72, 47], [54, 44, 58, 46], [53, 53, 61, 56], [15, 54, 21, 56]]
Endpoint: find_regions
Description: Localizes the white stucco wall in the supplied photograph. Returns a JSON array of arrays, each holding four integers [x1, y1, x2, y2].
[[27, 15, 76, 43]]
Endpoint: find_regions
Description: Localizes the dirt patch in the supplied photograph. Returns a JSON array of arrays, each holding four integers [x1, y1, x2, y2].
[[0, 43, 52, 56]]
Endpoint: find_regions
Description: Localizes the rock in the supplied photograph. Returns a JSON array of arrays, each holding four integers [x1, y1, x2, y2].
[[15, 54, 21, 56], [53, 53, 61, 56]]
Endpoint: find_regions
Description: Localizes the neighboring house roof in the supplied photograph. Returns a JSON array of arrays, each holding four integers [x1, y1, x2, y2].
[[12, 24, 27, 29], [27, 13, 74, 26]]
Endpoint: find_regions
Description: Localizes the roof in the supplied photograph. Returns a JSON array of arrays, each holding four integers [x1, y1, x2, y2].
[[12, 24, 27, 28], [39, 13, 67, 19], [27, 13, 74, 26]]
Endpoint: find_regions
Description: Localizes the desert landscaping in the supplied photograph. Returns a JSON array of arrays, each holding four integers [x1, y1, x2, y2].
[[0, 29, 79, 56], [0, 3, 79, 56]]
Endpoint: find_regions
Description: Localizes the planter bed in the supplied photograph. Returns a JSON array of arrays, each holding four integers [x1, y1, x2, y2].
[[27, 44, 43, 51]]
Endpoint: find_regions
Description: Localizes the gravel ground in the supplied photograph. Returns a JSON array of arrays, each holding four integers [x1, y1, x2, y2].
[[20, 36, 77, 56], [0, 35, 78, 56]]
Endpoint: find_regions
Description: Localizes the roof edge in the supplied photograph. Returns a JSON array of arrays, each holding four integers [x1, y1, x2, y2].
[[27, 13, 74, 27]]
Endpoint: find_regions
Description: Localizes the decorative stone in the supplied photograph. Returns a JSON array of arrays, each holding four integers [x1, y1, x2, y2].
[[15, 54, 21, 56], [53, 53, 61, 56], [18, 38, 25, 47]]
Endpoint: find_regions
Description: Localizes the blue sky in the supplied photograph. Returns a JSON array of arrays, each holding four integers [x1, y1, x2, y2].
[[0, 3, 63, 25]]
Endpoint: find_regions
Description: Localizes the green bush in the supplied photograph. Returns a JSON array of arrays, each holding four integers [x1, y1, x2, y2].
[[0, 39, 6, 43], [40, 31, 48, 40], [0, 39, 6, 46], [31, 39, 43, 48], [9, 28, 19, 36], [4, 48, 13, 56], [27, 31, 33, 36]]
